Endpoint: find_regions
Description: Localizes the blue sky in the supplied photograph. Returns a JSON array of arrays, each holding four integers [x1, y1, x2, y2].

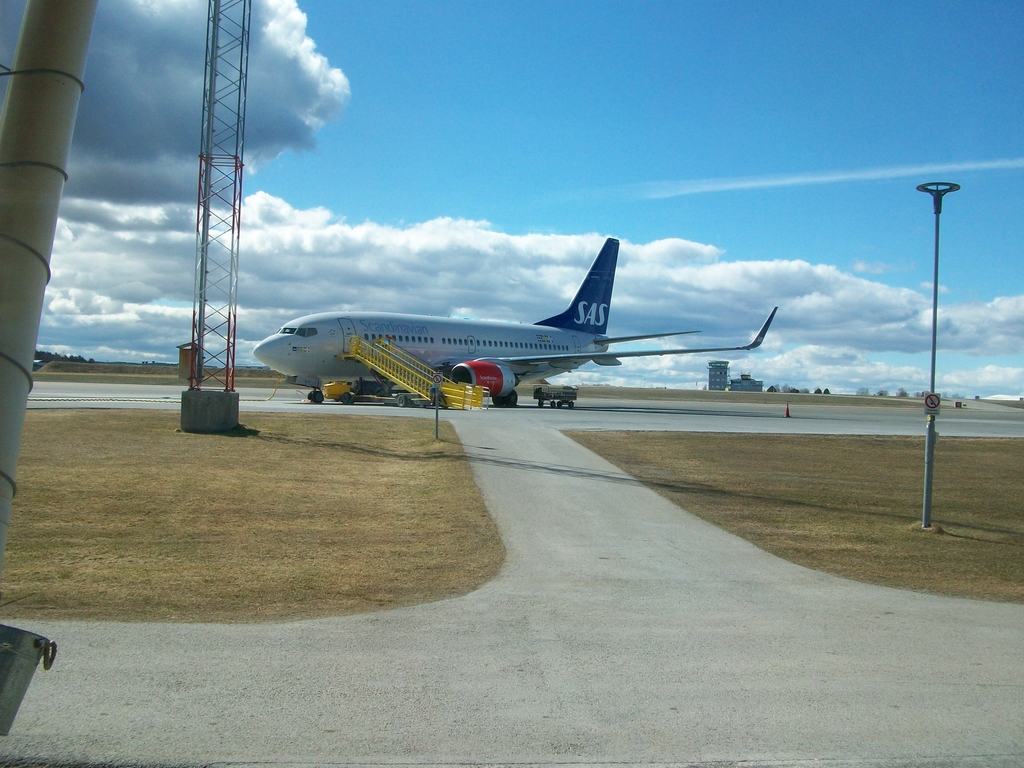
[[256, 1, 1023, 295], [3, 0, 1022, 395]]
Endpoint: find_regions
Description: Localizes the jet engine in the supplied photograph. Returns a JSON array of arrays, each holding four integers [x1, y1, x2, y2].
[[451, 361, 517, 397]]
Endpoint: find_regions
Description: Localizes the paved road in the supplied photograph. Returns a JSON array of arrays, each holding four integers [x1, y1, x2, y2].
[[2, 383, 1022, 766], [27, 380, 1024, 437]]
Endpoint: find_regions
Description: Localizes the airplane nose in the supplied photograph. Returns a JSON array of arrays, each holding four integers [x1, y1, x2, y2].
[[253, 336, 278, 367]]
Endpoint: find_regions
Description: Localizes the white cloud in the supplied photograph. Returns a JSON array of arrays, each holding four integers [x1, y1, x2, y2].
[[40, 193, 1024, 395], [62, 0, 349, 202], [629, 158, 1024, 200], [852, 260, 891, 275], [939, 365, 1024, 395], [257, 0, 349, 133]]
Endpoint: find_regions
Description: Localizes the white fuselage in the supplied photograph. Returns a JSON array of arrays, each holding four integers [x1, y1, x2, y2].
[[252, 311, 604, 385]]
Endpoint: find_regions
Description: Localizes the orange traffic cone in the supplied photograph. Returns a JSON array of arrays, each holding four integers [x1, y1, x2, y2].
[[785, 403, 790, 418]]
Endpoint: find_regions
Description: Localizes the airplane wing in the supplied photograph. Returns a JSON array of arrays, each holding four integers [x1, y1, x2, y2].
[[596, 330, 700, 345], [481, 308, 778, 374]]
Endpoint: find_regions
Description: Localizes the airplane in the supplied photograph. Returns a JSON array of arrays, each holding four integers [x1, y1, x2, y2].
[[252, 238, 778, 406]]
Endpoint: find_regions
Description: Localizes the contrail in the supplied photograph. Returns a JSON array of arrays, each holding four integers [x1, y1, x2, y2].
[[631, 158, 1024, 199]]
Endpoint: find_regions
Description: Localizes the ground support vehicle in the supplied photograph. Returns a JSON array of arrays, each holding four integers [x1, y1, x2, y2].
[[534, 385, 578, 408], [322, 376, 405, 405]]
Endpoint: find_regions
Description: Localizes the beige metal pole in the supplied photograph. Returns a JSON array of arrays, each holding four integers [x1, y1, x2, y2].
[[0, 0, 98, 583]]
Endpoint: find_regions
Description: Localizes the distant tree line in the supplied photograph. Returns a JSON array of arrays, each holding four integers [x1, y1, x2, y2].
[[35, 349, 95, 364], [765, 386, 917, 396], [766, 385, 831, 395], [765, 386, 918, 397], [855, 387, 911, 397], [764, 384, 960, 398]]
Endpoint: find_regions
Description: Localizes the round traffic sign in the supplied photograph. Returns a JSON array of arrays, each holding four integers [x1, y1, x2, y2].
[[924, 393, 941, 410], [432, 373, 443, 384]]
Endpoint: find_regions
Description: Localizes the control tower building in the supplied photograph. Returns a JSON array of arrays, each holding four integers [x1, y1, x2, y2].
[[708, 361, 730, 391]]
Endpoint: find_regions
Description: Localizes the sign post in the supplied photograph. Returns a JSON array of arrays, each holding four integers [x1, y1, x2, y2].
[[432, 373, 443, 440], [922, 393, 940, 528]]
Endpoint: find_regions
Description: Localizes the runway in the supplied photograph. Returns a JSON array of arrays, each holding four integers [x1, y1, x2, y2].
[[27, 380, 1024, 437], [4, 382, 1023, 766]]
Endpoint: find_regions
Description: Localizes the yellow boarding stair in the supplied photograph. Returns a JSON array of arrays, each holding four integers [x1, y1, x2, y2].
[[341, 336, 485, 409]]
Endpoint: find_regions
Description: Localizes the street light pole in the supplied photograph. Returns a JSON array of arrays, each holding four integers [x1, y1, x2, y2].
[[916, 182, 959, 529]]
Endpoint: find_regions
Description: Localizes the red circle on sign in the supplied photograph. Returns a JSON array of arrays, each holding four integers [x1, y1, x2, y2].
[[925, 394, 940, 409]]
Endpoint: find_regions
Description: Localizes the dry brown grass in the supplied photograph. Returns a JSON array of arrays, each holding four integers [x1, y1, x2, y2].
[[569, 432, 1024, 602], [3, 410, 503, 623], [33, 362, 283, 388]]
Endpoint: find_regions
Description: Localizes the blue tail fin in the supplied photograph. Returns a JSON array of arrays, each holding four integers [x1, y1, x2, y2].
[[536, 238, 618, 335]]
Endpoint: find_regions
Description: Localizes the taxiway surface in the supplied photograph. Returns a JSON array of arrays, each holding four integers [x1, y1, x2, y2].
[[26, 380, 1024, 437], [3, 383, 1022, 766]]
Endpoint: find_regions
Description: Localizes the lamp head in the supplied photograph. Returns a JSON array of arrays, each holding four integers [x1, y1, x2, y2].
[[917, 182, 960, 214]]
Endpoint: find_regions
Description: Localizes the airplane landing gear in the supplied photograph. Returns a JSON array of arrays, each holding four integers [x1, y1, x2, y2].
[[309, 389, 324, 404], [491, 390, 518, 407]]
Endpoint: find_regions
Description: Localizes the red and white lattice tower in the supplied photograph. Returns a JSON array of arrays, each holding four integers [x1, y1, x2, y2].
[[189, 0, 251, 391]]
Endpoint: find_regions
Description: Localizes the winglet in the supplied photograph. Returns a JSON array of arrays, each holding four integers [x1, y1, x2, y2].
[[743, 307, 778, 350]]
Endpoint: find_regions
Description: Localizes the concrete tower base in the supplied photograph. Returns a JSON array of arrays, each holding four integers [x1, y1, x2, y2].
[[180, 390, 239, 433]]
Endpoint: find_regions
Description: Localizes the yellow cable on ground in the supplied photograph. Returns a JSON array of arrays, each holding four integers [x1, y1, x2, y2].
[[244, 374, 285, 401]]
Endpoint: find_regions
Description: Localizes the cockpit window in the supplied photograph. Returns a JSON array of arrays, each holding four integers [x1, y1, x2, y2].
[[296, 327, 318, 337], [279, 327, 297, 334]]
